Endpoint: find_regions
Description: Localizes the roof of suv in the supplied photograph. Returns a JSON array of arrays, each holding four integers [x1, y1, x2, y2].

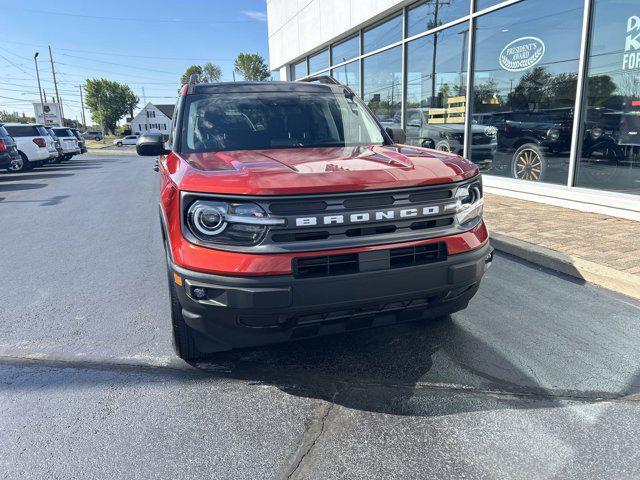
[[3, 122, 46, 127], [191, 81, 338, 95]]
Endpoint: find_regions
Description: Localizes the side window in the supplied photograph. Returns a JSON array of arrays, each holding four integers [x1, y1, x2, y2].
[[168, 97, 181, 150]]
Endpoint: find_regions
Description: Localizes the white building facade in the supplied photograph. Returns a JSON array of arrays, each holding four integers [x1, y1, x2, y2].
[[131, 103, 174, 135], [267, 0, 640, 220]]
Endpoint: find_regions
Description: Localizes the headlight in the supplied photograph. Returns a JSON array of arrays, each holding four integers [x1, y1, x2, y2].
[[186, 199, 284, 246], [590, 127, 603, 140], [446, 182, 484, 226], [547, 128, 560, 141]]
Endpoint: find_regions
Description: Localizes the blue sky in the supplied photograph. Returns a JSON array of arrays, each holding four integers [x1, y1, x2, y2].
[[0, 0, 270, 124]]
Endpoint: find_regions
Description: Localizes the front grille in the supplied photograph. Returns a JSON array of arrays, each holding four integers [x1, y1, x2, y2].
[[261, 183, 461, 252], [293, 242, 447, 279], [181, 177, 481, 253]]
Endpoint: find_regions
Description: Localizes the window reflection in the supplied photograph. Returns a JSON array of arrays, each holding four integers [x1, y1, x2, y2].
[[575, 0, 640, 195], [332, 35, 359, 65], [475, 0, 507, 12], [332, 61, 361, 95], [471, 0, 583, 184], [292, 59, 307, 80], [363, 47, 402, 124], [309, 49, 329, 74], [363, 14, 402, 53], [405, 22, 476, 156], [407, 0, 469, 38]]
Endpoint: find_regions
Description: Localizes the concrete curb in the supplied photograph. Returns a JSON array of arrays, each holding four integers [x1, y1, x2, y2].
[[86, 149, 136, 156], [490, 232, 640, 300]]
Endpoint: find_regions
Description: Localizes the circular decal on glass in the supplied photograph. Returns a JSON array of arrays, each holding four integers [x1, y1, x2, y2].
[[499, 37, 546, 72]]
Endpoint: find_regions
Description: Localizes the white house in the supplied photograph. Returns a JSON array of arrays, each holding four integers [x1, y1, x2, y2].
[[131, 102, 175, 135]]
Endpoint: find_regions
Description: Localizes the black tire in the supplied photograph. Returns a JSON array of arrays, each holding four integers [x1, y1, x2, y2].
[[7, 152, 28, 172], [511, 143, 546, 181], [435, 139, 452, 152], [117, 142, 123, 147], [167, 272, 202, 361]]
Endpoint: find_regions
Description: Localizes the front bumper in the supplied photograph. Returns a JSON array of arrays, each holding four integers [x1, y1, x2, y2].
[[169, 242, 493, 352]]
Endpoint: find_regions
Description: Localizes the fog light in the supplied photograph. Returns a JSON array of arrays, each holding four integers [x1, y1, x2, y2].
[[192, 287, 207, 299]]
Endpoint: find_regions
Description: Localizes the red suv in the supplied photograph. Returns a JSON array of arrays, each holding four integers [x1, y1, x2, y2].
[[137, 77, 492, 361]]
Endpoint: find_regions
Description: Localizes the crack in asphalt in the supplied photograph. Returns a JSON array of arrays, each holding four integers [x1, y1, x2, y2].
[[1, 353, 639, 404], [278, 389, 338, 480]]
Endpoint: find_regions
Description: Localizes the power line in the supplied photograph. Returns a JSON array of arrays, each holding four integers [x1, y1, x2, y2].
[[0, 40, 236, 62], [59, 53, 184, 75]]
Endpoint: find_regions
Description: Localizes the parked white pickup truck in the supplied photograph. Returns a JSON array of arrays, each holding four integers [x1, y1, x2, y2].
[[3, 123, 56, 171]]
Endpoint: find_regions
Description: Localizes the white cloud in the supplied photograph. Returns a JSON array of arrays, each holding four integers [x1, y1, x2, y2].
[[242, 10, 267, 22]]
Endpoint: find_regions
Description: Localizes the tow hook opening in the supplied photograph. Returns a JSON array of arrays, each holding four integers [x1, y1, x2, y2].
[[485, 250, 494, 269]]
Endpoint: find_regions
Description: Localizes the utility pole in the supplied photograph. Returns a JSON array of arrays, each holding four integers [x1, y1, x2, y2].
[[142, 86, 146, 104], [48, 45, 64, 126], [78, 84, 86, 129], [34, 52, 46, 125]]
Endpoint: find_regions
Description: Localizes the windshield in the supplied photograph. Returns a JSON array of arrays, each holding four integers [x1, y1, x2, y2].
[[180, 91, 385, 153]]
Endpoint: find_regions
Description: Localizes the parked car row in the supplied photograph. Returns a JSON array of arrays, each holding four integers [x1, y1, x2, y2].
[[0, 123, 86, 172]]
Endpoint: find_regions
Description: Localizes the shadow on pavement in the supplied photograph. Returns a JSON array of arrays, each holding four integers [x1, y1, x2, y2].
[[4, 314, 635, 418], [0, 183, 47, 192], [0, 173, 75, 182]]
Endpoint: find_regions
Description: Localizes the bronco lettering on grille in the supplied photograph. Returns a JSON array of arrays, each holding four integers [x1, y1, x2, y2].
[[294, 206, 440, 227]]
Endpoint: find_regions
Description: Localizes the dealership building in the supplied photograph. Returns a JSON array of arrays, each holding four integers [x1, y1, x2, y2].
[[267, 0, 640, 220]]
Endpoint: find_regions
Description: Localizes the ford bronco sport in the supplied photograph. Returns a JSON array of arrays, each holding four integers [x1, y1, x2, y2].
[[137, 77, 492, 361]]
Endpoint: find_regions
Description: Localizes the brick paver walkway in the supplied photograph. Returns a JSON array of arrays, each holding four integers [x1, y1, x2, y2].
[[484, 193, 640, 277]]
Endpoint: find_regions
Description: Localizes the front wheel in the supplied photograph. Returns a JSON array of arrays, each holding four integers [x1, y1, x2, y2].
[[435, 139, 452, 152], [168, 273, 203, 362], [117, 142, 123, 147], [512, 143, 546, 181]]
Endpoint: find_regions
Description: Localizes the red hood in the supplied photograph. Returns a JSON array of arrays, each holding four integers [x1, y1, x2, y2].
[[170, 145, 479, 195]]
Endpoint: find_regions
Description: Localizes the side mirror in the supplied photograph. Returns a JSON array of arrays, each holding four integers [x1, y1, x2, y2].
[[385, 127, 406, 145], [136, 134, 169, 156]]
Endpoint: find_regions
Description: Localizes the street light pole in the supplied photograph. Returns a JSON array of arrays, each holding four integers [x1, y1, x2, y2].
[[34, 52, 46, 125]]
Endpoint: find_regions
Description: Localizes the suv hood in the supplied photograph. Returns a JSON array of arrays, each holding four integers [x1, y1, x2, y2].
[[175, 145, 479, 195]]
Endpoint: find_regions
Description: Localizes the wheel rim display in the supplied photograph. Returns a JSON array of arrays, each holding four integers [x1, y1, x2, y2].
[[514, 149, 542, 181]]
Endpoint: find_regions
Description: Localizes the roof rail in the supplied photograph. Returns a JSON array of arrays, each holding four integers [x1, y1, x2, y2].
[[299, 75, 342, 86]]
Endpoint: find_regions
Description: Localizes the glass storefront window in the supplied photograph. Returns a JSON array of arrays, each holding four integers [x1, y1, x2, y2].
[[292, 59, 308, 80], [574, 0, 640, 195], [405, 22, 469, 153], [406, 0, 469, 38], [470, 0, 583, 184], [363, 14, 402, 53], [271, 70, 281, 81], [475, 0, 507, 12], [309, 49, 329, 74], [332, 35, 359, 65], [363, 46, 402, 123], [332, 60, 361, 95]]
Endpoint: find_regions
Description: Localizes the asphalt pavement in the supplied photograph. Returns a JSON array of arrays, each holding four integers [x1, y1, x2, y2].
[[1, 155, 639, 479]]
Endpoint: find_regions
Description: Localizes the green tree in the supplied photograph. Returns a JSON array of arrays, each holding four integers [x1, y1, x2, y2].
[[234, 53, 270, 81], [84, 78, 139, 134], [180, 65, 203, 85], [180, 63, 222, 85], [202, 62, 222, 82]]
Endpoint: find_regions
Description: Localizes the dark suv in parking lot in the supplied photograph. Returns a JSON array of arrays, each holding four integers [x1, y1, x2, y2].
[[476, 107, 622, 182], [0, 124, 21, 171]]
